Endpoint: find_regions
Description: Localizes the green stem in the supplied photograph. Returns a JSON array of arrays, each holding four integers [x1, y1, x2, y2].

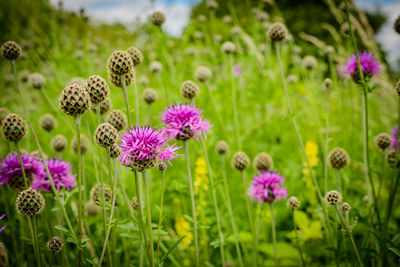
[[143, 170, 155, 267], [292, 210, 306, 267], [120, 74, 132, 127], [229, 54, 241, 150], [40, 89, 74, 132], [74, 115, 83, 267], [384, 169, 400, 233], [157, 170, 165, 262], [15, 142, 28, 188], [27, 216, 41, 266], [133, 67, 140, 125], [270, 203, 278, 266], [32, 216, 42, 266], [49, 253, 54, 267], [337, 169, 342, 192], [200, 137, 226, 266], [184, 141, 199, 267], [221, 154, 244, 267]]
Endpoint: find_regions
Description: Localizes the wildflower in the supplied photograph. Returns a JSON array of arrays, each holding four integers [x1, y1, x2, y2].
[[160, 104, 211, 141], [143, 88, 158, 104], [304, 141, 319, 168], [216, 141, 229, 155], [107, 110, 127, 131], [2, 113, 27, 142], [119, 125, 179, 171], [391, 126, 399, 151], [325, 190, 342, 205], [39, 113, 56, 132], [248, 171, 288, 203], [150, 12, 165, 26], [0, 214, 5, 234], [343, 52, 381, 83], [233, 64, 241, 76], [328, 148, 350, 169], [375, 133, 391, 151], [232, 151, 250, 171], [15, 188, 45, 216], [47, 236, 63, 253], [175, 217, 193, 250], [28, 73, 45, 89], [32, 158, 76, 192], [194, 157, 209, 194]]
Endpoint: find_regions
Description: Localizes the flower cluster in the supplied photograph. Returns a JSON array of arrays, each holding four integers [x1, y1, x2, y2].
[[248, 171, 287, 203]]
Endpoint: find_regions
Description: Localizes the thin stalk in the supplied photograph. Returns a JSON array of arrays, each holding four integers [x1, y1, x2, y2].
[[270, 203, 278, 266], [221, 154, 244, 267], [200, 137, 226, 266], [133, 67, 140, 124], [74, 115, 83, 267], [204, 82, 226, 139], [98, 159, 119, 267], [157, 170, 166, 261], [147, 104, 152, 125], [184, 141, 199, 267], [49, 253, 54, 267], [15, 142, 28, 188], [143, 170, 155, 267], [40, 89, 74, 132], [120, 74, 132, 127], [292, 210, 306, 267], [229, 54, 241, 149], [334, 205, 364, 267], [27, 216, 41, 266], [324, 93, 331, 194], [337, 169, 342, 192], [384, 169, 400, 233], [32, 216, 42, 266]]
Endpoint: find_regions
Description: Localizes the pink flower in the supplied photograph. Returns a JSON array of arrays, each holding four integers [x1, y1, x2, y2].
[[248, 171, 288, 203], [233, 64, 241, 76], [342, 52, 380, 82], [0, 152, 42, 186]]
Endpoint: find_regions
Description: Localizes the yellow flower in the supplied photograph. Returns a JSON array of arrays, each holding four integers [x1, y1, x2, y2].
[[175, 216, 193, 250], [194, 157, 209, 194], [303, 140, 319, 168]]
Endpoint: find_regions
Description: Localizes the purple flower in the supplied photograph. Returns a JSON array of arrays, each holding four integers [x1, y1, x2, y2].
[[248, 171, 288, 203], [233, 64, 241, 76], [391, 126, 399, 151], [0, 152, 42, 186], [119, 125, 179, 169], [0, 214, 5, 234], [343, 52, 381, 82], [32, 158, 76, 192], [161, 104, 211, 141]]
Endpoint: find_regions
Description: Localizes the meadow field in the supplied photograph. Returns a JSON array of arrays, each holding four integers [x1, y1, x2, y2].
[[0, 0, 400, 266]]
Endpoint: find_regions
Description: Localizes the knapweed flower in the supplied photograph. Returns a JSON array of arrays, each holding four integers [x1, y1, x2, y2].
[[119, 125, 179, 171], [32, 158, 76, 192], [343, 52, 381, 83], [248, 171, 287, 203], [161, 104, 211, 141], [233, 64, 241, 76], [391, 126, 399, 152], [0, 152, 42, 190]]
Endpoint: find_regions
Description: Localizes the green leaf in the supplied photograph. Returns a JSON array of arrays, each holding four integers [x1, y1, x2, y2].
[[160, 236, 186, 262], [54, 225, 68, 233], [388, 247, 400, 257]]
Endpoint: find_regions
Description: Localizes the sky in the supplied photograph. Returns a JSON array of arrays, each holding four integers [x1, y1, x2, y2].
[[51, 0, 400, 69]]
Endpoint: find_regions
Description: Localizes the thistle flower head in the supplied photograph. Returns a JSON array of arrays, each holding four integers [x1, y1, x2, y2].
[[126, 46, 143, 66], [142, 88, 158, 104], [391, 126, 399, 151], [15, 188, 45, 216], [2, 113, 27, 142], [91, 98, 111, 115], [119, 125, 179, 171], [194, 66, 212, 83], [107, 110, 127, 131], [85, 75, 109, 104], [343, 52, 381, 83], [216, 141, 229, 155], [150, 12, 165, 26], [394, 15, 400, 34], [47, 236, 63, 253], [1, 41, 21, 60], [39, 113, 56, 132], [160, 104, 211, 141], [287, 196, 300, 209], [51, 135, 67, 153], [32, 158, 76, 192], [268, 22, 288, 42], [375, 133, 391, 151], [28, 73, 45, 89], [325, 190, 342, 205], [248, 171, 288, 203]]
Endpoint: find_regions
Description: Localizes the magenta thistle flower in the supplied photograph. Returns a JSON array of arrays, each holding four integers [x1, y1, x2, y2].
[[32, 158, 76, 192], [233, 64, 241, 76], [161, 103, 211, 141], [0, 214, 5, 234], [0, 152, 41, 186], [119, 125, 179, 171], [391, 126, 399, 151], [343, 52, 381, 82], [248, 171, 288, 203]]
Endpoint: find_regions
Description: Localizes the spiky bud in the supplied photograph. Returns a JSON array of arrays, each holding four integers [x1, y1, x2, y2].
[[1, 41, 21, 60], [254, 152, 273, 172], [395, 15, 400, 34], [107, 50, 133, 75], [157, 162, 167, 172], [0, 242, 8, 267], [142, 88, 158, 104], [72, 134, 89, 155], [86, 201, 100, 216], [59, 83, 90, 116], [221, 41, 236, 54], [39, 114, 56, 132], [375, 133, 391, 151], [194, 66, 212, 83], [94, 123, 118, 148], [232, 151, 250, 171], [341, 23, 350, 35], [47, 236, 63, 253], [28, 73, 45, 89], [149, 61, 163, 74], [324, 78, 332, 89], [256, 11, 269, 22], [9, 172, 33, 191], [180, 80, 199, 100], [325, 190, 342, 205], [2, 113, 27, 142], [340, 202, 351, 212], [91, 99, 111, 115], [206, 0, 218, 10], [19, 70, 30, 83], [268, 23, 288, 42], [216, 141, 229, 155], [387, 149, 399, 168], [287, 196, 300, 209], [139, 76, 149, 86], [302, 55, 317, 70], [85, 75, 109, 104], [223, 15, 232, 24], [107, 110, 127, 131], [131, 197, 138, 210], [91, 184, 112, 205], [69, 77, 86, 87], [109, 69, 134, 88], [231, 26, 241, 36], [108, 143, 121, 159], [51, 135, 67, 152], [150, 12, 165, 26], [15, 188, 45, 216], [328, 148, 350, 169], [128, 157, 156, 172], [126, 47, 143, 66]]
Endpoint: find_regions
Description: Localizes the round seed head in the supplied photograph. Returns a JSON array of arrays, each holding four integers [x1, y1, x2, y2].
[[194, 66, 212, 83], [387, 149, 399, 168], [47, 236, 63, 253], [51, 135, 67, 152], [395, 15, 400, 34], [325, 190, 342, 205], [106, 110, 127, 131], [91, 99, 111, 115], [94, 123, 118, 148], [0, 107, 10, 123], [69, 77, 86, 87], [221, 41, 236, 54], [2, 113, 27, 142], [142, 88, 158, 104], [72, 134, 89, 155], [206, 0, 219, 10], [91, 184, 112, 205], [85, 75, 109, 104], [231, 26, 241, 36], [254, 152, 273, 172], [341, 23, 350, 35], [39, 113, 56, 132], [328, 148, 350, 169], [268, 22, 288, 42], [216, 141, 229, 155], [19, 70, 30, 83], [232, 151, 250, 171], [150, 12, 165, 26], [108, 69, 135, 87], [9, 172, 33, 191], [149, 61, 163, 74], [131, 197, 138, 210], [180, 80, 199, 99], [15, 188, 45, 216], [302, 55, 317, 70], [214, 34, 223, 43], [107, 50, 133, 75], [223, 15, 232, 24], [287, 74, 298, 83], [128, 157, 156, 172], [139, 76, 149, 86], [86, 201, 100, 216], [29, 73, 45, 89], [59, 83, 90, 116], [74, 50, 84, 60], [287, 196, 300, 209], [363, 195, 370, 204], [324, 46, 335, 55], [257, 11, 269, 22], [340, 202, 351, 212], [1, 41, 21, 60], [0, 242, 8, 267], [108, 143, 121, 159], [157, 162, 167, 172], [175, 125, 194, 141], [197, 15, 206, 23], [375, 133, 391, 151], [324, 78, 332, 89], [126, 47, 143, 66]]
